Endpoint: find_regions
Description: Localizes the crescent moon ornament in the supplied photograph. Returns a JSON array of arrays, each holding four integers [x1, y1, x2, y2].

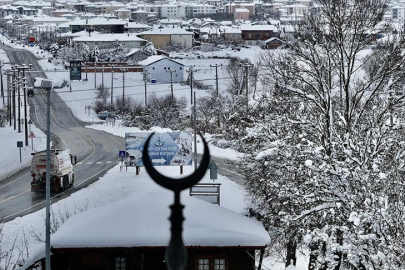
[[142, 132, 210, 270]]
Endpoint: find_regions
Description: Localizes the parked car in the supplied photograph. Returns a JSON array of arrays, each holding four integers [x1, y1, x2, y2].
[[97, 111, 116, 120]]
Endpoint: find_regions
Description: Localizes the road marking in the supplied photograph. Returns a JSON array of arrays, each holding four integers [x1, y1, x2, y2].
[[106, 161, 112, 163], [96, 162, 102, 164], [0, 189, 30, 204], [77, 162, 83, 164], [86, 162, 93, 164]]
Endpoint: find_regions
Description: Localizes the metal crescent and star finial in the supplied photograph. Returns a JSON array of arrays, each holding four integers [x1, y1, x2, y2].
[[142, 132, 210, 270]]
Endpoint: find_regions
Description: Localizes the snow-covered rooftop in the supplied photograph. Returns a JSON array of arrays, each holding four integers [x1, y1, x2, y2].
[[68, 18, 127, 26], [138, 27, 193, 36], [24, 189, 270, 268], [240, 24, 277, 31], [73, 33, 146, 42]]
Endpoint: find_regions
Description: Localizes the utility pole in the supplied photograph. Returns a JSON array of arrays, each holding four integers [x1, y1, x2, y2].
[[16, 64, 32, 146], [210, 64, 222, 96], [94, 61, 97, 89], [11, 69, 17, 130], [110, 65, 115, 105], [16, 66, 21, 133], [120, 68, 128, 107], [240, 63, 253, 97], [193, 92, 197, 171], [0, 61, 4, 105], [41, 79, 53, 270], [186, 67, 194, 105], [166, 69, 176, 99], [5, 70, 13, 127], [143, 71, 148, 106], [101, 64, 104, 88]]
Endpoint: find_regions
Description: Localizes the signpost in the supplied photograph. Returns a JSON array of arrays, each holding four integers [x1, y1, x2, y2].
[[119, 151, 126, 171], [125, 132, 193, 167], [70, 60, 82, 81], [17, 141, 23, 163], [209, 160, 218, 181], [29, 131, 36, 150]]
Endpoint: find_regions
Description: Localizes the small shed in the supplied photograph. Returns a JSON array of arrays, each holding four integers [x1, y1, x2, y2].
[[264, 37, 284, 49], [138, 55, 185, 83]]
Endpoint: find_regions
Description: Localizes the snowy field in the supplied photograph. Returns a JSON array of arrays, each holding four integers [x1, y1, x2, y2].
[[0, 35, 305, 269]]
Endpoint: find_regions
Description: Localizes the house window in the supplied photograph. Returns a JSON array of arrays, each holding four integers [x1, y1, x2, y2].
[[197, 257, 227, 270], [179, 67, 182, 70], [198, 259, 210, 270], [214, 259, 225, 270], [115, 257, 126, 270]]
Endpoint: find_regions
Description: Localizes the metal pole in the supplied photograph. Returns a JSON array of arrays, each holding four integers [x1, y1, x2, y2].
[[17, 69, 21, 133], [102, 65, 104, 88], [111, 66, 114, 105], [193, 91, 197, 171], [121, 68, 126, 107], [166, 70, 176, 99], [45, 83, 51, 270], [0, 61, 4, 104], [210, 64, 222, 96], [94, 62, 97, 89], [187, 67, 193, 105], [12, 72, 16, 130], [23, 68, 28, 146], [144, 72, 147, 106]]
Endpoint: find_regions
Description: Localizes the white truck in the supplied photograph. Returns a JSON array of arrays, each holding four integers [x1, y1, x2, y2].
[[30, 149, 77, 192]]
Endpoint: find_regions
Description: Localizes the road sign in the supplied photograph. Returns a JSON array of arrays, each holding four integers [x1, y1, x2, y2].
[[119, 151, 126, 158], [125, 132, 193, 167], [17, 141, 23, 147], [28, 131, 36, 138]]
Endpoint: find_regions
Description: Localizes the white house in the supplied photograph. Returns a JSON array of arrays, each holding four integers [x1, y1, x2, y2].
[[138, 55, 185, 83], [72, 32, 147, 49]]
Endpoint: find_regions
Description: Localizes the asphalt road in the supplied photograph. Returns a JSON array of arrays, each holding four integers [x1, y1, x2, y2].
[[0, 47, 246, 222], [0, 47, 125, 222]]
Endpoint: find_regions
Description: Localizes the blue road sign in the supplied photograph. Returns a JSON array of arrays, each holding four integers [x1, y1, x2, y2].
[[119, 151, 126, 158], [125, 132, 193, 167]]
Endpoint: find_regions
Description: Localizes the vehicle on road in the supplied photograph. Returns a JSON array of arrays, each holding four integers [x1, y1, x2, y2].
[[30, 149, 77, 192], [27, 87, 34, 97]]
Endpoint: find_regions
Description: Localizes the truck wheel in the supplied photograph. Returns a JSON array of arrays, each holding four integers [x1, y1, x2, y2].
[[70, 174, 74, 186], [60, 176, 68, 191]]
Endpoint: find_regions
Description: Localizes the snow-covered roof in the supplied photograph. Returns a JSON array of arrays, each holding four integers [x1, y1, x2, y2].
[[126, 22, 151, 29], [240, 24, 277, 31], [73, 33, 146, 42], [265, 37, 283, 43], [23, 189, 269, 268], [235, 8, 250, 12], [138, 27, 193, 36], [68, 18, 127, 26], [220, 26, 242, 34], [138, 55, 184, 66]]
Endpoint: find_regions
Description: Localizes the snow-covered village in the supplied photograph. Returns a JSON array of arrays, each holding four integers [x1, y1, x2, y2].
[[0, 0, 405, 269]]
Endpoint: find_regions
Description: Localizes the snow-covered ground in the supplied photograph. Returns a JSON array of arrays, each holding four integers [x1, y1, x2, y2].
[[0, 36, 306, 269]]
